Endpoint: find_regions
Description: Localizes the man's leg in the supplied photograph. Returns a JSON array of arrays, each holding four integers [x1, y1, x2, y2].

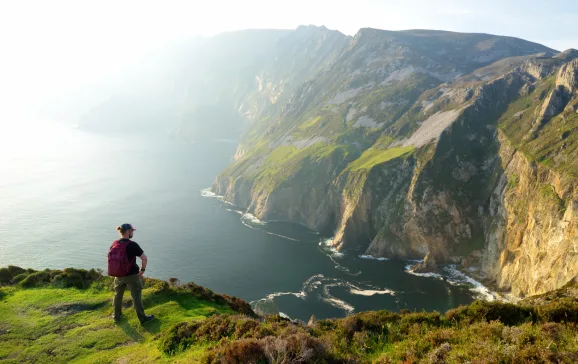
[[127, 275, 147, 322], [113, 277, 126, 321]]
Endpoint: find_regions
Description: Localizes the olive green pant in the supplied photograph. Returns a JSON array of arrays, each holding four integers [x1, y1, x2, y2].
[[113, 274, 146, 321]]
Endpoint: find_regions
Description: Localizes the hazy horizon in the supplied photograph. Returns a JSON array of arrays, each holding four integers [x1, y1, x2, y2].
[[1, 0, 577, 120]]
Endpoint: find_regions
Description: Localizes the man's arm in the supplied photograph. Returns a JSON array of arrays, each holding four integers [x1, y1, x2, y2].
[[138, 253, 148, 277]]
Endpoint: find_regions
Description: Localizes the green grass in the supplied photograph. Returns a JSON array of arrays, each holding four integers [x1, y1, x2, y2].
[[339, 144, 414, 202], [0, 271, 237, 364], [247, 142, 358, 194], [498, 75, 578, 177], [345, 146, 414, 172]]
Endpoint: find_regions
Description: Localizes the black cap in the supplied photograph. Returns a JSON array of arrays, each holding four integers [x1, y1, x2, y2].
[[120, 223, 136, 231]]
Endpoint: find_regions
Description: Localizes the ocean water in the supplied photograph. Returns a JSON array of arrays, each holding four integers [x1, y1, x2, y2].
[[0, 119, 483, 321]]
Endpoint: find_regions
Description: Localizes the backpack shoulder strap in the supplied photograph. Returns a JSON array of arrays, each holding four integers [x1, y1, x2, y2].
[[109, 240, 119, 250]]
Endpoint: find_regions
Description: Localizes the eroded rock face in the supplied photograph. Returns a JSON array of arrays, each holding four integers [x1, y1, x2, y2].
[[213, 34, 578, 298], [411, 253, 440, 274], [482, 133, 578, 297], [557, 59, 578, 92]]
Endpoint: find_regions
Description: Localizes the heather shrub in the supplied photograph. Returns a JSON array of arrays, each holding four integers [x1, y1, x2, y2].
[[204, 333, 334, 364], [537, 298, 578, 323], [158, 315, 289, 355], [445, 300, 536, 325], [204, 338, 267, 364], [0, 268, 11, 284], [7, 265, 27, 277], [52, 271, 84, 288], [427, 343, 451, 364], [11, 273, 30, 283], [400, 311, 442, 327], [19, 271, 52, 287]]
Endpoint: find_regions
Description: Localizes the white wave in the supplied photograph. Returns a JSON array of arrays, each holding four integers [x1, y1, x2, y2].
[[404, 263, 444, 280], [358, 254, 389, 261], [323, 282, 356, 314], [254, 274, 399, 317], [200, 188, 222, 198], [241, 212, 266, 225], [323, 297, 355, 313], [319, 238, 344, 257], [218, 198, 236, 206], [250, 291, 306, 305], [264, 291, 306, 300], [346, 280, 396, 297], [403, 260, 501, 301], [317, 238, 362, 275], [350, 289, 396, 296], [252, 274, 325, 305], [241, 220, 260, 230], [264, 230, 301, 242], [302, 274, 325, 292], [442, 265, 499, 302], [279, 312, 292, 320], [226, 208, 243, 215]]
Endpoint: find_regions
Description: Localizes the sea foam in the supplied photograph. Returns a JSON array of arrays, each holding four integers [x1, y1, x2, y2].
[[358, 254, 390, 261]]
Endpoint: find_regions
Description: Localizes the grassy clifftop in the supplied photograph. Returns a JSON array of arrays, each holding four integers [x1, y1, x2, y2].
[[0, 266, 251, 363], [1, 266, 578, 363]]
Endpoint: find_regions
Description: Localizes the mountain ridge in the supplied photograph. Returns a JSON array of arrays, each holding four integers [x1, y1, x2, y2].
[[209, 28, 574, 299]]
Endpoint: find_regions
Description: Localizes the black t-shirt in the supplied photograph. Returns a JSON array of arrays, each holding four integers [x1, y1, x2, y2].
[[119, 238, 144, 276]]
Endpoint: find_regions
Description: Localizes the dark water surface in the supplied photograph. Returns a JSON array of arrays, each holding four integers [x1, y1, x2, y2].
[[0, 121, 479, 321]]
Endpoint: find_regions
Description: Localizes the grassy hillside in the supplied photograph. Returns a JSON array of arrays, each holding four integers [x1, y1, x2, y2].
[[0, 266, 251, 363], [1, 267, 577, 363]]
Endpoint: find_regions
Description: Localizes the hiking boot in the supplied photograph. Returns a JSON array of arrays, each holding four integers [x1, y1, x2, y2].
[[112, 314, 123, 323], [139, 315, 155, 324]]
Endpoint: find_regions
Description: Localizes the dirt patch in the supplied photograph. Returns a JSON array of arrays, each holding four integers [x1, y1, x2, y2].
[[401, 108, 463, 147], [46, 301, 108, 316]]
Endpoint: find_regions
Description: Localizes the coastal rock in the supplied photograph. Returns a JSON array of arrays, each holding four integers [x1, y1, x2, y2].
[[411, 253, 440, 274], [307, 314, 317, 327], [213, 31, 578, 299]]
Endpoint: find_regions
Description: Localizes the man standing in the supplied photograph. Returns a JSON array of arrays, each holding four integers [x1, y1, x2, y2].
[[108, 223, 154, 324]]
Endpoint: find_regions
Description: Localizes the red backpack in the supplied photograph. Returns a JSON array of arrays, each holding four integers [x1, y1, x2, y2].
[[107, 240, 135, 277]]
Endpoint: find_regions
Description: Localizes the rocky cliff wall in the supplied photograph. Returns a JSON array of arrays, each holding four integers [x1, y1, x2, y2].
[[481, 133, 578, 297], [213, 39, 577, 298]]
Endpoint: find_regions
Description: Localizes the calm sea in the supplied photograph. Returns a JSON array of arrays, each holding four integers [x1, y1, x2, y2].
[[0, 119, 484, 321]]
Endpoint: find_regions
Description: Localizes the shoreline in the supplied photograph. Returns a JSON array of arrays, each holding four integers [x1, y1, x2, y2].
[[201, 187, 508, 304]]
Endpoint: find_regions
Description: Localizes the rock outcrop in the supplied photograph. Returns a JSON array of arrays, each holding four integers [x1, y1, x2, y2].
[[210, 29, 577, 298]]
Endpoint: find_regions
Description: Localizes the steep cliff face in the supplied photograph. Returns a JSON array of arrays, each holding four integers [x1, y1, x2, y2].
[[483, 139, 578, 297], [479, 60, 578, 297], [212, 28, 578, 298]]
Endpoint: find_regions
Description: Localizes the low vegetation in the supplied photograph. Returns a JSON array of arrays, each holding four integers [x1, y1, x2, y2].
[[499, 74, 578, 177], [1, 266, 577, 363]]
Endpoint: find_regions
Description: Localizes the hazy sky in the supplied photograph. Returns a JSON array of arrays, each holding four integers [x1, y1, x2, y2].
[[1, 0, 577, 115]]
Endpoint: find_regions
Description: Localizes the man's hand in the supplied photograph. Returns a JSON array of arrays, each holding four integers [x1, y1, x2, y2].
[[138, 253, 148, 279]]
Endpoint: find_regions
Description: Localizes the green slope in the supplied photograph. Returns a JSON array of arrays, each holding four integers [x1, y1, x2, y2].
[[0, 267, 248, 363], [2, 266, 578, 363]]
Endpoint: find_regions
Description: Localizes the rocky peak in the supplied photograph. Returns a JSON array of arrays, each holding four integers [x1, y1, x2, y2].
[[557, 58, 578, 92], [520, 58, 559, 80], [554, 48, 578, 61]]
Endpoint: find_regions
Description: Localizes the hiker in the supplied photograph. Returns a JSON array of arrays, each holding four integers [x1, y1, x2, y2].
[[108, 223, 154, 324]]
